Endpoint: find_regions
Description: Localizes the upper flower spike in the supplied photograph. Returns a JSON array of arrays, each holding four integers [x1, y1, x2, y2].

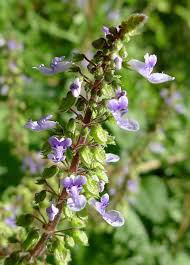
[[128, 53, 175, 84], [33, 56, 72, 75], [25, 114, 57, 131]]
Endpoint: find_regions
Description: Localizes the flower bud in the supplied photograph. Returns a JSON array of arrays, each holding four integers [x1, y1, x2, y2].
[[70, 78, 82, 97]]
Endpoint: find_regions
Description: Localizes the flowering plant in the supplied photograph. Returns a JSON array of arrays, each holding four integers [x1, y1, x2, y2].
[[4, 13, 174, 265]]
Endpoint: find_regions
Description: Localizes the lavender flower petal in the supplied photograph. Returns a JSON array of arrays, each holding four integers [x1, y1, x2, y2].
[[33, 56, 72, 75], [117, 118, 140, 131], [67, 194, 86, 212], [113, 54, 122, 70], [102, 210, 125, 227], [25, 115, 56, 131], [99, 180, 105, 192], [128, 53, 175, 84], [70, 78, 82, 97], [106, 153, 120, 163], [103, 26, 110, 36], [46, 203, 59, 221], [148, 73, 175, 84]]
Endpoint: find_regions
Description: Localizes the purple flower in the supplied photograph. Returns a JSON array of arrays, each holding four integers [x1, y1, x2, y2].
[[99, 180, 105, 192], [106, 153, 120, 163], [48, 136, 72, 163], [149, 142, 165, 154], [7, 39, 23, 51], [107, 10, 120, 21], [116, 117, 140, 131], [25, 114, 57, 131], [33, 56, 72, 75], [127, 179, 138, 193], [90, 193, 125, 227], [128, 53, 175, 84], [62, 175, 87, 212], [46, 203, 59, 221], [108, 88, 139, 131], [5, 217, 16, 228], [22, 153, 44, 174], [103, 26, 110, 36], [113, 54, 122, 70], [0, 85, 9, 96], [70, 78, 82, 97]]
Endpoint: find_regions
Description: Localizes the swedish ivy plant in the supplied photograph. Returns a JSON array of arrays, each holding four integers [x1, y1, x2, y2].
[[4, 14, 175, 265]]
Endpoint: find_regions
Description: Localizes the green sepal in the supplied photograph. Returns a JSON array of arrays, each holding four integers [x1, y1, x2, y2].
[[42, 165, 59, 179], [95, 169, 109, 183], [72, 230, 88, 246], [93, 146, 106, 163], [80, 146, 93, 167], [69, 65, 80, 72], [23, 229, 40, 251], [16, 213, 33, 227], [65, 235, 75, 248], [72, 53, 85, 62], [34, 190, 46, 203], [35, 178, 46, 185], [92, 38, 107, 49], [101, 83, 114, 99], [85, 177, 100, 197], [66, 118, 76, 134], [4, 252, 20, 265], [91, 125, 108, 145], [59, 91, 77, 113], [8, 235, 19, 243]]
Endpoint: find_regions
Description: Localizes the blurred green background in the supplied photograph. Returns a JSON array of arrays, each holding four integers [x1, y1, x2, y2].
[[0, 0, 190, 264]]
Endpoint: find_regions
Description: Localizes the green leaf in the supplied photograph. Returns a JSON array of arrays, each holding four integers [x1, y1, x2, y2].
[[85, 177, 100, 197], [80, 146, 93, 167], [91, 125, 108, 145], [95, 169, 108, 183], [34, 190, 46, 203], [65, 235, 75, 248], [93, 146, 106, 164], [73, 230, 88, 246], [16, 214, 33, 227], [135, 176, 168, 223], [59, 91, 77, 113], [42, 165, 59, 179]]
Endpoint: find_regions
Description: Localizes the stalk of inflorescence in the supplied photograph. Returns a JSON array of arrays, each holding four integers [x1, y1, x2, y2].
[[4, 13, 175, 265]]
